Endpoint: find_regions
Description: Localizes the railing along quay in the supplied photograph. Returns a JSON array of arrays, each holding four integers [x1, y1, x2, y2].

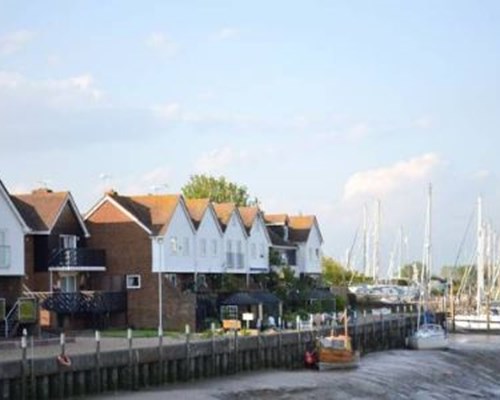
[[0, 312, 420, 400]]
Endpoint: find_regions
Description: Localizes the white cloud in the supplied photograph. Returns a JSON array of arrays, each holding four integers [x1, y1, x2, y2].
[[343, 153, 441, 200], [0, 30, 35, 55], [151, 102, 182, 121], [194, 147, 247, 174], [0, 71, 103, 108], [145, 32, 179, 55], [213, 27, 240, 40]]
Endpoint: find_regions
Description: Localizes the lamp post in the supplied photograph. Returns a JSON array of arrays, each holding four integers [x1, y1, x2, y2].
[[157, 237, 164, 334]]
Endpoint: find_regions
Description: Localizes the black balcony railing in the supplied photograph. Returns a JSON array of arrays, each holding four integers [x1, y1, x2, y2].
[[41, 291, 126, 315], [49, 248, 106, 268]]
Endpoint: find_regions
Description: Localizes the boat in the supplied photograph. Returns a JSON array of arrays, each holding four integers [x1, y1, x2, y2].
[[315, 310, 360, 370], [452, 198, 500, 332], [408, 184, 448, 350]]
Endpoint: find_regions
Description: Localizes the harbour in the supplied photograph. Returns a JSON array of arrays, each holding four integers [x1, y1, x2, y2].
[[94, 334, 500, 400], [0, 312, 418, 399]]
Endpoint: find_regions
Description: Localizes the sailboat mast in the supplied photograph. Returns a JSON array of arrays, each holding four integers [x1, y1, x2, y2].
[[477, 197, 485, 315], [372, 199, 381, 282], [363, 204, 369, 277]]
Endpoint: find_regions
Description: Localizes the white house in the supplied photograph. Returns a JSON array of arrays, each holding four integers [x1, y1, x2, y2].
[[213, 203, 248, 275], [265, 214, 323, 276], [0, 180, 30, 277], [239, 206, 271, 273], [185, 199, 224, 274], [289, 216, 323, 275]]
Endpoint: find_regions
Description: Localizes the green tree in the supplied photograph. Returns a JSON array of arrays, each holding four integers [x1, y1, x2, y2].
[[181, 174, 254, 206], [322, 257, 348, 286]]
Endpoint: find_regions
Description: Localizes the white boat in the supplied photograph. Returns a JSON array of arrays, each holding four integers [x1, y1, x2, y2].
[[408, 185, 448, 350], [453, 313, 500, 332], [408, 323, 448, 350], [452, 198, 500, 332]]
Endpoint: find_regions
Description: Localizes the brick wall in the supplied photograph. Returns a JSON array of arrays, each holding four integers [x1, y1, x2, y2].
[[86, 200, 196, 330]]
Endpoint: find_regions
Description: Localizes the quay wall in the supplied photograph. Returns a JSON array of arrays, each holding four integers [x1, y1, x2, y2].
[[0, 314, 418, 400]]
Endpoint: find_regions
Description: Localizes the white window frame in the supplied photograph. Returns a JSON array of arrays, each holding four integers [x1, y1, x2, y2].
[[60, 275, 77, 293], [166, 273, 177, 287], [126, 274, 141, 289], [200, 238, 207, 257], [212, 239, 218, 257], [0, 230, 10, 269], [60, 234, 77, 249], [170, 237, 178, 255]]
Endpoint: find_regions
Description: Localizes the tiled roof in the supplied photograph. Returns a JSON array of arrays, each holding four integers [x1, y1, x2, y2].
[[185, 198, 210, 229], [238, 206, 259, 233], [264, 214, 289, 225], [109, 193, 181, 235], [11, 189, 69, 232], [288, 215, 315, 242], [213, 202, 235, 231]]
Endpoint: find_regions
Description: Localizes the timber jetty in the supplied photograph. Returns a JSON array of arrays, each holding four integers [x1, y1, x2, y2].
[[0, 311, 426, 400]]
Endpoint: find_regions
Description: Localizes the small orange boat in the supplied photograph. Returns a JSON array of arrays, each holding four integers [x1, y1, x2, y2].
[[316, 310, 360, 371]]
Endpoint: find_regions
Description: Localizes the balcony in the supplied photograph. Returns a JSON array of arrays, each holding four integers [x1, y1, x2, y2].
[[49, 248, 106, 271], [41, 291, 126, 315], [0, 245, 10, 269]]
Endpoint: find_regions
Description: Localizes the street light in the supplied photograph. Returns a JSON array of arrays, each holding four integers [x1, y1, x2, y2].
[[157, 237, 164, 334]]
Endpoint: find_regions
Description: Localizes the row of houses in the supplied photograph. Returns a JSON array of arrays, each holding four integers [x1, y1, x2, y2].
[[0, 179, 323, 335]]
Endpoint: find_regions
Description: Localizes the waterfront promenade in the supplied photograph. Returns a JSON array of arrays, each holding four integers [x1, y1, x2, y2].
[[0, 313, 417, 399]]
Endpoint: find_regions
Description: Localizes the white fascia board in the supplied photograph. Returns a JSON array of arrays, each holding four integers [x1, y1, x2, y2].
[[0, 182, 31, 233], [51, 194, 91, 238]]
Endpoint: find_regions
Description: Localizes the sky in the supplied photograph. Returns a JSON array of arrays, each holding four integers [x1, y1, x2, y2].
[[1, 1, 500, 275]]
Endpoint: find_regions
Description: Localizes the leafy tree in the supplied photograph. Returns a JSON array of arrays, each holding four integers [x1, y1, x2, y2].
[[181, 174, 255, 206], [322, 257, 348, 286]]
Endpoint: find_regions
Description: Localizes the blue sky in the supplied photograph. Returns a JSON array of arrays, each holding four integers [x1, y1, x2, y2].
[[1, 1, 500, 274]]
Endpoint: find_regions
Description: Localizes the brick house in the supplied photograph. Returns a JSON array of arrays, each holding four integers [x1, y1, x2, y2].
[[10, 188, 119, 330], [85, 191, 197, 331]]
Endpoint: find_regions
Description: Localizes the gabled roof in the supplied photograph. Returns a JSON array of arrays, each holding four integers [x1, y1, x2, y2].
[[0, 179, 30, 233], [288, 215, 323, 243], [213, 202, 248, 237], [238, 206, 259, 233], [85, 191, 195, 236], [185, 198, 210, 229], [239, 206, 272, 244], [213, 202, 235, 231], [11, 188, 89, 236], [264, 214, 289, 225]]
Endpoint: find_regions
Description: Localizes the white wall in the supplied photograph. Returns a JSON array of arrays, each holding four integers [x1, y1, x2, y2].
[[247, 215, 270, 273], [223, 213, 247, 274], [0, 193, 25, 276], [303, 224, 322, 274], [193, 208, 224, 274], [152, 203, 195, 273]]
